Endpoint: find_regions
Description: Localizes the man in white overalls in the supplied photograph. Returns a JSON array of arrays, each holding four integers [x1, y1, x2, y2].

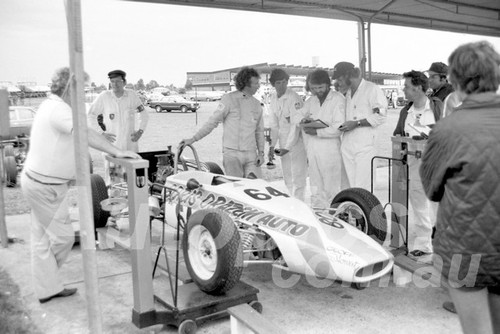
[[88, 69, 149, 184]]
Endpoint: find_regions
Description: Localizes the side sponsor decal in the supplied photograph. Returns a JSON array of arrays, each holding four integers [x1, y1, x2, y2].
[[164, 184, 309, 237]]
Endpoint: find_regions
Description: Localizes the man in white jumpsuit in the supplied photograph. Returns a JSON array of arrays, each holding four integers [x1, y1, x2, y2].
[[280, 69, 345, 208], [21, 67, 140, 303], [267, 69, 307, 200], [181, 67, 265, 178], [334, 62, 387, 191], [87, 69, 148, 184]]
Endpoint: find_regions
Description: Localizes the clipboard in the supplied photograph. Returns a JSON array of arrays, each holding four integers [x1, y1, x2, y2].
[[300, 119, 329, 129]]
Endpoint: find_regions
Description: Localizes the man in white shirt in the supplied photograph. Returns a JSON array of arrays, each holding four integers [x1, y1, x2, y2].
[[334, 62, 387, 191], [87, 69, 148, 184], [21, 67, 140, 303], [279, 69, 345, 207], [181, 67, 265, 178], [393, 70, 443, 259], [267, 69, 307, 200]]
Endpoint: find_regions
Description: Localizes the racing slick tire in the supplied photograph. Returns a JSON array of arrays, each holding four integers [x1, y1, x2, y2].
[[183, 209, 243, 295], [4, 156, 17, 187], [331, 187, 387, 243], [155, 106, 162, 113], [205, 162, 224, 175], [91, 174, 110, 229]]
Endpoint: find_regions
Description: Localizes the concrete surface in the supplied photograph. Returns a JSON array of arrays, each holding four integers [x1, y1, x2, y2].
[[0, 169, 462, 334]]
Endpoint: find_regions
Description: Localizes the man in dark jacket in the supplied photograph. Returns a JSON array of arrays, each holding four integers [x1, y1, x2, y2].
[[426, 62, 454, 102], [420, 41, 500, 334]]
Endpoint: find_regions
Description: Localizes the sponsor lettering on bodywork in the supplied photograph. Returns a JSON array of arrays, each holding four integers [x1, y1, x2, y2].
[[165, 184, 310, 237]]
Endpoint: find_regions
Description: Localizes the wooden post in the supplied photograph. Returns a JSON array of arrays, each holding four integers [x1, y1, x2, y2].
[[64, 0, 103, 333], [0, 89, 9, 248]]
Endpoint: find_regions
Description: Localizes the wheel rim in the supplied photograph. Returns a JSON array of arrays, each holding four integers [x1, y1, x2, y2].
[[155, 106, 161, 112], [188, 225, 217, 280], [181, 106, 187, 112], [335, 201, 368, 233]]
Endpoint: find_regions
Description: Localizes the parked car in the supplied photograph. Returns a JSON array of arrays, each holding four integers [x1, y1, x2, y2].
[[9, 106, 35, 139], [184, 90, 224, 102], [148, 96, 199, 113]]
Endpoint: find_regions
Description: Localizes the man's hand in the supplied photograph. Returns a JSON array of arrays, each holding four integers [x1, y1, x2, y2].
[[256, 154, 264, 167], [103, 132, 116, 143], [114, 150, 141, 159], [180, 138, 195, 148], [338, 120, 359, 132], [131, 129, 144, 142], [303, 127, 317, 135], [275, 148, 289, 156], [300, 117, 313, 124]]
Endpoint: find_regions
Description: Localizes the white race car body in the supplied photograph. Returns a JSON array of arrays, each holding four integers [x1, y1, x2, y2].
[[162, 170, 393, 284]]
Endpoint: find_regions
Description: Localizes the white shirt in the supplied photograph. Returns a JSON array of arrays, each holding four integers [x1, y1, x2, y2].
[[286, 89, 345, 149], [345, 79, 387, 127], [87, 89, 147, 151], [24, 95, 75, 181], [268, 88, 304, 147], [404, 99, 436, 137]]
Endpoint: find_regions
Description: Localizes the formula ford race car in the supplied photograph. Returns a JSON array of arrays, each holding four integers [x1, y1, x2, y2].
[[93, 144, 394, 295]]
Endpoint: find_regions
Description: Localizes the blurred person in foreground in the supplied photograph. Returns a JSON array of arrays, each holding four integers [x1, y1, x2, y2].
[[393, 70, 443, 261], [267, 68, 307, 201], [278, 69, 344, 207], [21, 67, 140, 303], [181, 67, 265, 178], [420, 41, 500, 334], [87, 69, 148, 185], [334, 62, 387, 191]]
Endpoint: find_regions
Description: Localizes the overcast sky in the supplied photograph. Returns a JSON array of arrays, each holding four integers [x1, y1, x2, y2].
[[1, 0, 500, 87]]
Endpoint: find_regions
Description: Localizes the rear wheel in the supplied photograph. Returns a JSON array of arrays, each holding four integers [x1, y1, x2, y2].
[[180, 105, 188, 113], [155, 106, 162, 113], [90, 174, 110, 229], [4, 156, 17, 187], [183, 209, 242, 295], [331, 188, 387, 242]]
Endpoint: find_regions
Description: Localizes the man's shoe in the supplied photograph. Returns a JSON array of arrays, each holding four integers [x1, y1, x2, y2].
[[39, 288, 77, 304], [408, 250, 433, 264], [443, 301, 457, 314]]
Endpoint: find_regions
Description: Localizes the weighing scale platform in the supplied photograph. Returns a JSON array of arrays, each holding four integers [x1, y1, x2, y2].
[[133, 280, 260, 330]]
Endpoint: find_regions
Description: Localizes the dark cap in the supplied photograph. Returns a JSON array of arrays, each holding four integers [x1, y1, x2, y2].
[[427, 62, 448, 75], [108, 69, 126, 79], [332, 62, 355, 79]]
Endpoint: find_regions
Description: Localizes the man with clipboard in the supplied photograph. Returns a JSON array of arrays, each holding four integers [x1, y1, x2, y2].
[[279, 69, 345, 207]]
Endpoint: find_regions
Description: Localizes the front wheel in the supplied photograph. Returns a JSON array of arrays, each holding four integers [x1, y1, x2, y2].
[[331, 188, 387, 242], [180, 105, 188, 113], [155, 105, 162, 113], [183, 209, 243, 295]]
